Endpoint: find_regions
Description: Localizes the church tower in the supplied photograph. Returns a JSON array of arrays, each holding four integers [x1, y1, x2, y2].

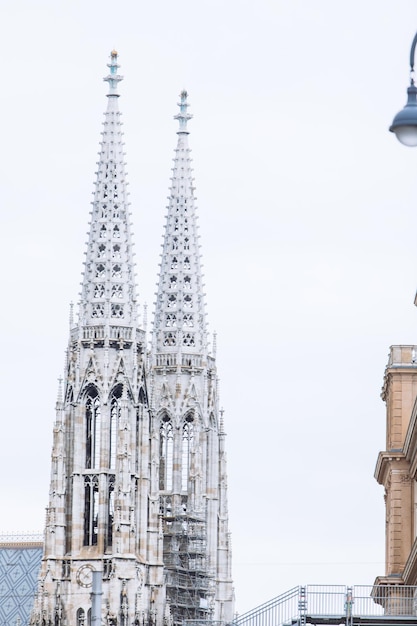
[[31, 52, 165, 626], [150, 91, 234, 625], [31, 56, 233, 626]]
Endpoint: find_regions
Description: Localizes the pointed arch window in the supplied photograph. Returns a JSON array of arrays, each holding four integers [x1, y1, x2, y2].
[[112, 244, 121, 259], [183, 314, 194, 327], [84, 474, 99, 545], [113, 225, 120, 239], [184, 237, 190, 250], [86, 390, 101, 469], [184, 276, 191, 289], [181, 417, 194, 491], [184, 295, 192, 308], [97, 244, 106, 258], [159, 417, 173, 491], [171, 256, 178, 269], [76, 608, 85, 626], [106, 474, 115, 549], [109, 386, 122, 470], [100, 225, 107, 239], [184, 257, 191, 270], [136, 389, 145, 474]]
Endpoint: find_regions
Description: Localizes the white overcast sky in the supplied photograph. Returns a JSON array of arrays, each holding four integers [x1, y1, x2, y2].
[[2, 0, 417, 615]]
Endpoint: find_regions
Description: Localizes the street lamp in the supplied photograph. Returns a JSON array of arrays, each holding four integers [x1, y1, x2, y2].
[[390, 32, 417, 146]]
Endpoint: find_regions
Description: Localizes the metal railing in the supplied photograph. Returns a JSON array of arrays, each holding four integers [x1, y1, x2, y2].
[[232, 585, 417, 626]]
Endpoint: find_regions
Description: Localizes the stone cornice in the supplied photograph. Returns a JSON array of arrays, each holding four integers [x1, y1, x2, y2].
[[374, 451, 406, 485]]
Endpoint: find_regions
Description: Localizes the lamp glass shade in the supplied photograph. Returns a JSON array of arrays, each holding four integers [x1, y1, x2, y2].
[[390, 84, 417, 146], [392, 124, 417, 146]]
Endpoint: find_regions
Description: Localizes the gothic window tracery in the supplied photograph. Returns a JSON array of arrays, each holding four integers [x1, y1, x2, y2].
[[136, 390, 145, 474], [113, 204, 119, 218], [172, 237, 178, 251], [84, 474, 99, 545], [106, 474, 115, 549], [184, 276, 191, 289], [86, 389, 101, 469], [96, 264, 105, 278], [112, 244, 121, 259], [111, 303, 124, 318], [159, 417, 173, 491], [171, 256, 178, 269], [77, 608, 85, 626], [165, 313, 176, 327], [167, 294, 176, 308], [112, 264, 122, 278], [184, 295, 192, 308], [100, 225, 107, 239], [94, 284, 105, 298], [109, 387, 122, 469], [112, 285, 123, 298], [163, 332, 177, 346], [184, 257, 191, 270], [184, 237, 190, 250], [183, 333, 195, 347], [170, 276, 177, 289], [181, 416, 194, 491], [183, 314, 194, 327], [97, 244, 106, 258], [92, 303, 105, 318], [113, 225, 120, 239]]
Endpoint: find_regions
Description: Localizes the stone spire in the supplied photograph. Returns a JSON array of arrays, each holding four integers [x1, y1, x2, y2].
[[150, 92, 234, 626], [31, 53, 165, 626], [152, 90, 207, 362], [79, 50, 138, 330]]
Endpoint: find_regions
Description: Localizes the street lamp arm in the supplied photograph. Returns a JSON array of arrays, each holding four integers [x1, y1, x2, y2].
[[410, 32, 417, 74]]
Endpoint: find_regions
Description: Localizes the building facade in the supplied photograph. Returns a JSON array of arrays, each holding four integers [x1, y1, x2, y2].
[[375, 343, 417, 586], [30, 52, 234, 626]]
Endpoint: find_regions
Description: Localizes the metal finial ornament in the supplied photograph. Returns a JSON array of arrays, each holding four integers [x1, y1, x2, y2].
[[104, 50, 123, 97], [174, 89, 193, 133]]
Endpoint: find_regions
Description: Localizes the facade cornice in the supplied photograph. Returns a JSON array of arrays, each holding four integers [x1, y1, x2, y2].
[[374, 450, 406, 485], [381, 345, 417, 401]]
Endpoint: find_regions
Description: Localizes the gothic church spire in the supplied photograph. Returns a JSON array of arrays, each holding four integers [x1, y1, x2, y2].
[[152, 91, 208, 362], [79, 50, 138, 330]]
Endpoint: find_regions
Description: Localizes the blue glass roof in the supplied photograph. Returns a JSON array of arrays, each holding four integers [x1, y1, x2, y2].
[[0, 544, 43, 626]]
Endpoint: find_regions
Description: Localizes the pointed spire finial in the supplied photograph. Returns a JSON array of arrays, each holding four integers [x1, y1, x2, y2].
[[104, 50, 123, 97], [174, 89, 193, 134]]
